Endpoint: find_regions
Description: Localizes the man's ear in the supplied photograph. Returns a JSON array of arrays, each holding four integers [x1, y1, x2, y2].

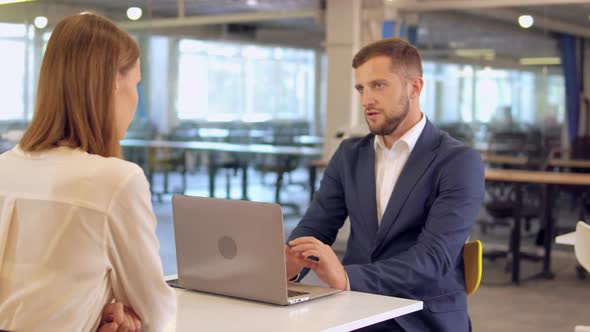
[[408, 76, 423, 99]]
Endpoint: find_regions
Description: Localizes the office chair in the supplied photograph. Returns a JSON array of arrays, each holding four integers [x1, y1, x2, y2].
[[481, 130, 544, 270], [464, 240, 482, 296], [574, 221, 590, 332]]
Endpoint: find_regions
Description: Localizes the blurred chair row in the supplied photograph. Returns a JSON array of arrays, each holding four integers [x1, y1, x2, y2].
[[439, 121, 589, 278], [123, 119, 318, 206]]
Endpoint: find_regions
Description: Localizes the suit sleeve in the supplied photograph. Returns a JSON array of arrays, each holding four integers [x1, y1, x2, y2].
[[345, 148, 485, 295], [288, 143, 349, 245]]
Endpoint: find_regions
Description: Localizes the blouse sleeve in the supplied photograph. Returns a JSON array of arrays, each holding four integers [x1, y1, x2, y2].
[[106, 168, 176, 332]]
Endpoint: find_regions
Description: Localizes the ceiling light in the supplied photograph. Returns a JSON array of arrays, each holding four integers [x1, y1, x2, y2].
[[518, 15, 534, 29], [246, 0, 258, 6], [33, 16, 48, 29], [126, 7, 142, 21], [519, 57, 561, 66], [0, 0, 36, 5], [455, 49, 496, 60]]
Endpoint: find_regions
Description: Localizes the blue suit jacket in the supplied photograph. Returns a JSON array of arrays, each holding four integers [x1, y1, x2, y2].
[[289, 120, 485, 332]]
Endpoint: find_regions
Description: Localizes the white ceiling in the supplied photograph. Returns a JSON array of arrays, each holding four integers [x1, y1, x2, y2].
[[48, 0, 322, 17], [14, 0, 590, 64]]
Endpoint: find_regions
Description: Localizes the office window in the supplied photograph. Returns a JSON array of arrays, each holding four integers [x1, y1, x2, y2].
[[177, 39, 315, 122], [0, 23, 27, 121], [421, 60, 565, 127]]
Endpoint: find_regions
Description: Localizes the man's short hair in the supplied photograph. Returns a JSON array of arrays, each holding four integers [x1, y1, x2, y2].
[[352, 37, 423, 79]]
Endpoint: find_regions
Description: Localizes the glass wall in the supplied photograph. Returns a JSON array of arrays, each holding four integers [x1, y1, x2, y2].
[[421, 61, 565, 127], [176, 39, 316, 122], [0, 5, 570, 144], [0, 23, 30, 122]]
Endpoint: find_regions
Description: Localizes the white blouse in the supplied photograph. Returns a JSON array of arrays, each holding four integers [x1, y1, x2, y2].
[[0, 146, 175, 331]]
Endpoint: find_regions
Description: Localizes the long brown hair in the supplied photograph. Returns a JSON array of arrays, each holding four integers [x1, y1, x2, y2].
[[20, 13, 140, 158]]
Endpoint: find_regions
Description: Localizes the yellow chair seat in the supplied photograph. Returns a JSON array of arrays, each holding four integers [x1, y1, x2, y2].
[[464, 240, 482, 296]]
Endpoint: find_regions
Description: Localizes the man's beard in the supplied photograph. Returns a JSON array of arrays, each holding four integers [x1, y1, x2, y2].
[[367, 94, 410, 136]]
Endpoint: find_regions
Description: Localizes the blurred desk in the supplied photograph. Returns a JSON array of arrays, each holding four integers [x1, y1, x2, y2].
[[309, 153, 530, 202], [547, 158, 590, 169], [164, 279, 422, 332], [556, 232, 575, 246], [481, 153, 528, 166], [121, 139, 322, 200], [294, 135, 323, 146], [474, 141, 538, 153], [197, 128, 230, 140], [121, 139, 322, 156], [485, 169, 590, 284]]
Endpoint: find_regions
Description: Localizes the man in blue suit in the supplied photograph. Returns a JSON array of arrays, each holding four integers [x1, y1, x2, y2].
[[286, 38, 485, 331]]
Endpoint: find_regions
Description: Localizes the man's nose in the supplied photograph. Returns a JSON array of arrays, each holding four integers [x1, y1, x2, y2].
[[362, 92, 376, 109]]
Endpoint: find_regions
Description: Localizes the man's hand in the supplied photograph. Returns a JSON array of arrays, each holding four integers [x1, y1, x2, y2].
[[97, 302, 142, 332], [285, 245, 307, 280], [288, 237, 348, 290]]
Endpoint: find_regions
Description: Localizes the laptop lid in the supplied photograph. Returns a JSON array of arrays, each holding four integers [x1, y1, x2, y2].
[[172, 195, 290, 305]]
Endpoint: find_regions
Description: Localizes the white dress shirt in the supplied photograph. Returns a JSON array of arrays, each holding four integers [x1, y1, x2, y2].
[[374, 114, 426, 223], [0, 146, 175, 332]]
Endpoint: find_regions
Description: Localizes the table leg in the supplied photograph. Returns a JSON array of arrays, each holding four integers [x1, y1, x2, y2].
[[512, 183, 523, 285], [542, 184, 555, 279], [208, 151, 216, 198], [309, 165, 317, 202], [241, 162, 249, 200]]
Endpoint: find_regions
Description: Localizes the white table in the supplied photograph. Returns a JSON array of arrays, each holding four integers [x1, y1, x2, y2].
[[556, 232, 575, 246], [163, 276, 423, 332]]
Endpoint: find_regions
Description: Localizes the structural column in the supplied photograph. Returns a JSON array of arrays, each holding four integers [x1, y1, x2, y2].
[[323, 0, 362, 159]]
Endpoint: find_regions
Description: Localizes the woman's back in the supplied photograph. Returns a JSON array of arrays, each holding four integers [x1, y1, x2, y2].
[[0, 146, 175, 331]]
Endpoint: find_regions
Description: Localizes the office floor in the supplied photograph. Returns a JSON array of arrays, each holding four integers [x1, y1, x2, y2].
[[152, 166, 590, 332]]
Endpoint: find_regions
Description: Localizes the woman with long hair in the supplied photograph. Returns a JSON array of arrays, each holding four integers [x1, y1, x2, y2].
[[0, 13, 175, 331]]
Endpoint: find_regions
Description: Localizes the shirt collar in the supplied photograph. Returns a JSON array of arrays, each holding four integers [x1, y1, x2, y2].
[[374, 113, 426, 153]]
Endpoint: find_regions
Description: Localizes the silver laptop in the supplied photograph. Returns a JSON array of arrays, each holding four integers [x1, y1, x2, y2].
[[171, 195, 342, 305]]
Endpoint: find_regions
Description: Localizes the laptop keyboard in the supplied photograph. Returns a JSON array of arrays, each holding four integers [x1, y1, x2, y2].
[[288, 289, 309, 298]]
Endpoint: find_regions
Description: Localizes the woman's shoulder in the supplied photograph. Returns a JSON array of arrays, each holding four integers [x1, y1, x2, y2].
[[83, 153, 144, 184]]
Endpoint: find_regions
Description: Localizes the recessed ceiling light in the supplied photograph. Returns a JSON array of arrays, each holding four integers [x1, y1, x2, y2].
[[519, 57, 561, 66], [126, 7, 142, 21], [33, 16, 48, 29], [246, 0, 258, 6], [518, 15, 534, 29]]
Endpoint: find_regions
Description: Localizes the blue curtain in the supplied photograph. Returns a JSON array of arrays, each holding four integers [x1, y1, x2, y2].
[[559, 34, 580, 144], [382, 21, 395, 38], [407, 26, 418, 45], [382, 21, 418, 45]]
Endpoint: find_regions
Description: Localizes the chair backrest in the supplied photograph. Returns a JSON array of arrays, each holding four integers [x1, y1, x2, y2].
[[464, 240, 483, 296], [488, 131, 527, 156], [575, 221, 590, 272]]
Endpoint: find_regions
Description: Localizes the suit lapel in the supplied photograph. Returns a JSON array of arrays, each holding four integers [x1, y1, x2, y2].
[[356, 137, 379, 238], [374, 121, 440, 248]]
